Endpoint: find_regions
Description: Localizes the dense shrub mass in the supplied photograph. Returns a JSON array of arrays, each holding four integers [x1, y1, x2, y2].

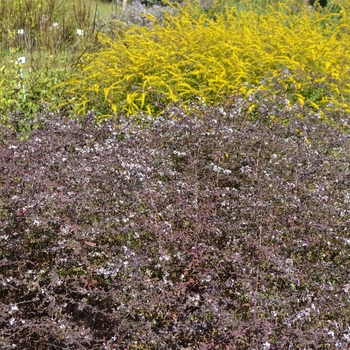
[[1, 98, 350, 348], [66, 1, 350, 117]]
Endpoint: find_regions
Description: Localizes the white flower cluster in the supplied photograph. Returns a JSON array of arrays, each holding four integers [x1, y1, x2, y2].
[[210, 162, 232, 175]]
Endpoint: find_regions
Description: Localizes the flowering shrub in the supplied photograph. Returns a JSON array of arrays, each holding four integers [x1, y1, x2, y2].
[[65, 0, 350, 118], [1, 97, 350, 348]]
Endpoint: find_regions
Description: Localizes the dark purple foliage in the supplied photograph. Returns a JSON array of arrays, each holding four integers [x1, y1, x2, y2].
[[1, 97, 350, 349]]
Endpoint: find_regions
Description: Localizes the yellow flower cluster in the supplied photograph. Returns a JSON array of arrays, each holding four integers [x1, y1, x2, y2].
[[66, 0, 350, 118]]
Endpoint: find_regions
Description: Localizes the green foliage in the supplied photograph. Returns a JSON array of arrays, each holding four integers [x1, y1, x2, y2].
[[58, 266, 86, 277], [0, 0, 110, 132], [65, 0, 350, 118], [0, 55, 71, 132]]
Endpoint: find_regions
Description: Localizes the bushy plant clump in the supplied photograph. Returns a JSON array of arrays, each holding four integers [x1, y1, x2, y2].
[[65, 0, 350, 118], [0, 0, 104, 131], [1, 98, 350, 348], [0, 55, 72, 136]]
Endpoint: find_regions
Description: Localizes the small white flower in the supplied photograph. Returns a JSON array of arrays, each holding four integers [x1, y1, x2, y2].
[[10, 305, 19, 312], [159, 254, 170, 261], [263, 342, 271, 349]]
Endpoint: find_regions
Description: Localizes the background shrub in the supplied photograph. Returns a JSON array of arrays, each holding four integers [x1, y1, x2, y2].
[[64, 0, 350, 118], [0, 0, 114, 131]]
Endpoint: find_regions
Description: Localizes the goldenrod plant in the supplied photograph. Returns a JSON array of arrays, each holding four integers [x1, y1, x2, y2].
[[64, 0, 350, 119]]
